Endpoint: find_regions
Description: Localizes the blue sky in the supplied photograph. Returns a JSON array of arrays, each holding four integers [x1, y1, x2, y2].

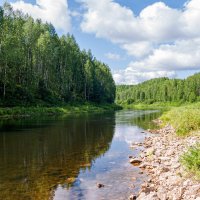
[[1, 0, 200, 84]]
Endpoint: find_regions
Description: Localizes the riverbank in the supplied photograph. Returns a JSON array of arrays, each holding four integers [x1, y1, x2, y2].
[[118, 102, 184, 111], [129, 103, 200, 199], [0, 103, 122, 119], [134, 125, 200, 200]]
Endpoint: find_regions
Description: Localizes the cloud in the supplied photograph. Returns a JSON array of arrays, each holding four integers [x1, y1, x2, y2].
[[122, 42, 153, 58], [80, 0, 200, 84], [80, 0, 139, 44], [127, 38, 200, 72], [105, 52, 121, 60], [113, 70, 177, 85], [11, 0, 71, 33], [80, 0, 200, 44]]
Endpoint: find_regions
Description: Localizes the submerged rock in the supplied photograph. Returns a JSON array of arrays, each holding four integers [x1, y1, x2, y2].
[[130, 158, 142, 166], [97, 183, 104, 188], [129, 194, 137, 200], [66, 177, 76, 184]]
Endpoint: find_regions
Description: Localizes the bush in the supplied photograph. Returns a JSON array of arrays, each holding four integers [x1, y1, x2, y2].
[[181, 143, 200, 178], [161, 103, 200, 136]]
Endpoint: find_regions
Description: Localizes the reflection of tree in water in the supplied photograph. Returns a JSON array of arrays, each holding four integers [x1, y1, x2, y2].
[[131, 111, 162, 129], [0, 113, 115, 200], [116, 111, 161, 130]]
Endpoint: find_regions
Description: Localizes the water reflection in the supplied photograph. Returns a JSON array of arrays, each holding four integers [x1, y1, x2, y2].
[[116, 110, 161, 129], [53, 110, 161, 200], [0, 110, 161, 200], [0, 113, 115, 200]]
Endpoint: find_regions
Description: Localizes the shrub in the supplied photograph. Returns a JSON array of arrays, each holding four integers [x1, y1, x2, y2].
[[161, 103, 200, 136], [181, 143, 200, 178]]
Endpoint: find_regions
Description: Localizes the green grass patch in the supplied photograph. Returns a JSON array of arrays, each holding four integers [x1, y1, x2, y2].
[[119, 101, 184, 111], [160, 102, 200, 136], [0, 103, 122, 119], [181, 143, 200, 179]]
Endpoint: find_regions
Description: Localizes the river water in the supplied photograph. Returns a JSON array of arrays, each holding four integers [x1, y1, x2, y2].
[[0, 110, 160, 200]]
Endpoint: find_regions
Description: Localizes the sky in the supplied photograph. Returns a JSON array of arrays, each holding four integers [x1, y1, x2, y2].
[[1, 0, 200, 84]]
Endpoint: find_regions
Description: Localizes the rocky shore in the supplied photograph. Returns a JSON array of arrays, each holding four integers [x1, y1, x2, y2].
[[130, 124, 200, 200]]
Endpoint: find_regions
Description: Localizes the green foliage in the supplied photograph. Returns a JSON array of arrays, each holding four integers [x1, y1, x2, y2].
[[161, 103, 200, 136], [121, 101, 182, 111], [181, 143, 200, 178], [0, 103, 121, 118], [116, 73, 200, 105], [0, 4, 115, 106]]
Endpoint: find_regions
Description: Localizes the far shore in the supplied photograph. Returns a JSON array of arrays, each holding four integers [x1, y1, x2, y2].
[[0, 103, 122, 119]]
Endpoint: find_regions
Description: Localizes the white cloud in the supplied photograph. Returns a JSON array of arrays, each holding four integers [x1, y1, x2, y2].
[[128, 38, 200, 72], [105, 52, 121, 60], [80, 0, 140, 43], [80, 0, 200, 84], [122, 42, 153, 58], [70, 10, 81, 17], [80, 1, 186, 44], [11, 0, 71, 33], [113, 70, 177, 85]]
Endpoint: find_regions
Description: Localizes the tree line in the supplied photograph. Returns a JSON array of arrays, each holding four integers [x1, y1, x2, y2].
[[116, 73, 200, 104], [0, 3, 116, 106]]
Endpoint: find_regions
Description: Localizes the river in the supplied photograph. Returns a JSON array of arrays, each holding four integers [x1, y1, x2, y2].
[[0, 110, 160, 200]]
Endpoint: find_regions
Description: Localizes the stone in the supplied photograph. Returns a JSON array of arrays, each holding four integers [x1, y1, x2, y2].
[[129, 194, 137, 200], [183, 179, 191, 187], [137, 192, 158, 200], [140, 152, 146, 158], [157, 188, 168, 200], [171, 163, 181, 169], [165, 149, 175, 156], [139, 163, 146, 169], [97, 183, 104, 188], [168, 187, 184, 200], [132, 177, 137, 181], [165, 175, 181, 185], [159, 157, 171, 161], [161, 167, 170, 173], [130, 158, 142, 166], [129, 155, 133, 158], [146, 147, 155, 156], [66, 177, 76, 184]]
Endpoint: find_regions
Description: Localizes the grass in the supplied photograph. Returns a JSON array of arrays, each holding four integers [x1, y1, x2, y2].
[[118, 101, 184, 111], [181, 143, 200, 179], [117, 101, 200, 136], [0, 103, 122, 119], [159, 102, 200, 178], [160, 102, 200, 136]]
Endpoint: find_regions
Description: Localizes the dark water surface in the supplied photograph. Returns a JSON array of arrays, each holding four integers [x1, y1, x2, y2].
[[0, 110, 160, 200]]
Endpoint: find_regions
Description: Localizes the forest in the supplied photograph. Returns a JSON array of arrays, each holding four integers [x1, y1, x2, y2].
[[116, 72, 200, 104], [0, 4, 116, 106]]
